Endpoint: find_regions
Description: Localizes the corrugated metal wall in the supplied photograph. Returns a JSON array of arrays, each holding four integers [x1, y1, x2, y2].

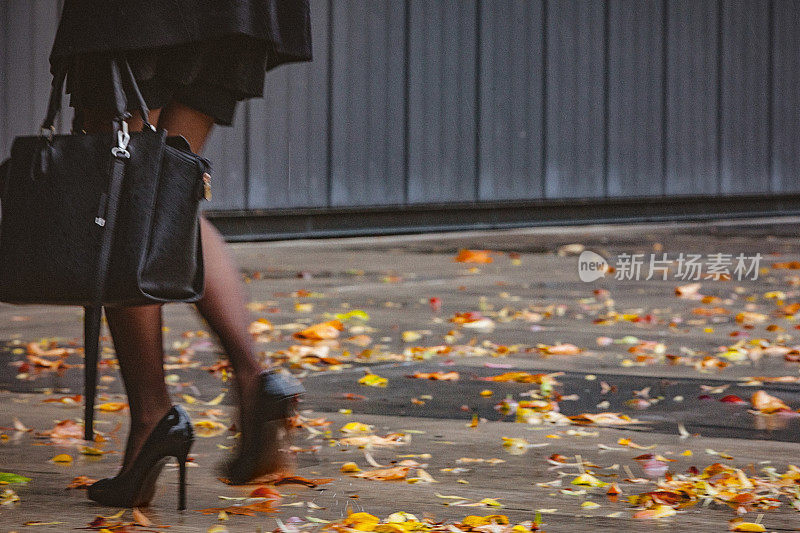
[[2, 0, 800, 237]]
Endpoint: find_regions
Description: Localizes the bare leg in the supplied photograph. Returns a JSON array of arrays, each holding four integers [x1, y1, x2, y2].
[[156, 101, 263, 434], [79, 108, 175, 472]]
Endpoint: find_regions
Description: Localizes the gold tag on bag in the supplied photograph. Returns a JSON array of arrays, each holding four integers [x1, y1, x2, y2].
[[202, 172, 212, 201]]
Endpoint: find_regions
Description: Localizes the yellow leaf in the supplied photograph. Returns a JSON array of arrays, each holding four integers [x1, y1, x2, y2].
[[341, 462, 361, 473], [479, 498, 503, 507], [206, 393, 226, 406], [480, 389, 494, 397], [343, 512, 380, 531], [340, 422, 373, 434], [633, 505, 676, 519], [358, 373, 388, 387], [581, 501, 600, 509], [96, 402, 127, 412], [730, 522, 766, 532], [51, 454, 72, 464], [572, 473, 608, 488], [193, 419, 227, 437], [80, 446, 105, 456], [402, 331, 423, 342], [462, 515, 509, 527], [182, 394, 198, 404]]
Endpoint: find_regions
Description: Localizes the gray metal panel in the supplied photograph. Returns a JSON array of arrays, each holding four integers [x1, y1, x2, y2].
[[771, 0, 800, 193], [720, 0, 770, 194], [30, 1, 59, 132], [545, 0, 606, 199], [477, 0, 544, 201], [246, 0, 329, 209], [329, 0, 406, 207], [407, 0, 477, 204], [607, 0, 663, 197], [201, 104, 249, 211], [0, 1, 8, 158], [665, 0, 719, 196], [2, 2, 39, 155]]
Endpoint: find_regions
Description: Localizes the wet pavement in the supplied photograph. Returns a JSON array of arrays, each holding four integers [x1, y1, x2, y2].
[[2, 217, 800, 532]]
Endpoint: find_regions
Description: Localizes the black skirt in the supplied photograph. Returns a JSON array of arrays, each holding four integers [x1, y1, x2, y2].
[[50, 0, 312, 125]]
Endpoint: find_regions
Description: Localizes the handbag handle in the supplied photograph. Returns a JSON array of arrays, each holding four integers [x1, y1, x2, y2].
[[41, 58, 154, 135]]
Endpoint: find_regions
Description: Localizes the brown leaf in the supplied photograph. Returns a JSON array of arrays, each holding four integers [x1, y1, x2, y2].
[[352, 466, 410, 481], [132, 508, 151, 527], [293, 320, 344, 341], [66, 475, 97, 489], [408, 371, 460, 381]]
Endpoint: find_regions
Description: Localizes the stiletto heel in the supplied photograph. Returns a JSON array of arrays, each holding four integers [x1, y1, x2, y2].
[[87, 405, 194, 509], [221, 369, 304, 485], [178, 455, 187, 511]]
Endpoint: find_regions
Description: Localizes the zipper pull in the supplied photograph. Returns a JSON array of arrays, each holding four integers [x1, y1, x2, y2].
[[202, 172, 212, 201], [94, 192, 108, 226]]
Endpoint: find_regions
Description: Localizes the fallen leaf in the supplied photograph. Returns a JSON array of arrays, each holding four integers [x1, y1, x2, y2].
[[633, 505, 676, 519], [67, 475, 97, 489], [96, 402, 127, 412], [455, 249, 493, 263], [408, 371, 459, 381], [193, 419, 228, 437], [353, 466, 410, 481], [358, 373, 388, 387], [751, 390, 791, 413], [293, 320, 344, 341]]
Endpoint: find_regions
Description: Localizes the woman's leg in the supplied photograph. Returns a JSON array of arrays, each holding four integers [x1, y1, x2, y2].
[[156, 101, 263, 430], [79, 108, 176, 472]]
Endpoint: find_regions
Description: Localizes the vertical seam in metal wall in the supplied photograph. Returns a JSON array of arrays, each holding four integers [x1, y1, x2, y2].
[[661, 0, 668, 196], [29, 4, 36, 131], [767, 0, 774, 193], [716, 0, 723, 194], [474, 0, 481, 202], [403, 0, 410, 205], [244, 101, 251, 209], [56, 0, 65, 133], [602, 0, 610, 198], [325, 0, 334, 207], [540, 0, 548, 199], [1, 1, 8, 147]]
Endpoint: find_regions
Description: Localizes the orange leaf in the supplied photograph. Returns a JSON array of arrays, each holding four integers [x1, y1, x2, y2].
[[96, 402, 128, 412], [249, 486, 281, 499], [454, 249, 493, 263], [479, 371, 561, 384], [66, 475, 97, 489], [751, 390, 791, 413], [408, 371, 460, 381], [42, 395, 83, 404], [353, 466, 410, 481], [293, 320, 344, 341]]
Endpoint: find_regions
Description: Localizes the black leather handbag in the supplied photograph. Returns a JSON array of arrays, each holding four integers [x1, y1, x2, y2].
[[0, 59, 210, 440]]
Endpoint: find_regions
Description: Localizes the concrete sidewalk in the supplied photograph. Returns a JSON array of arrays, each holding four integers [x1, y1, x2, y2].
[[2, 217, 800, 532]]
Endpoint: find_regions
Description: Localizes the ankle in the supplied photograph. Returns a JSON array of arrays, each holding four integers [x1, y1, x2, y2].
[[129, 404, 172, 430]]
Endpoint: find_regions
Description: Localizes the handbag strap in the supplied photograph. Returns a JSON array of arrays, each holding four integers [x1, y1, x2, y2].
[[82, 117, 132, 441], [42, 58, 154, 134], [80, 58, 145, 440]]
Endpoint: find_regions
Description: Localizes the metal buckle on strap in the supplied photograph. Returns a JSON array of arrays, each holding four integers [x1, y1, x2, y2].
[[111, 121, 130, 159], [39, 126, 55, 142]]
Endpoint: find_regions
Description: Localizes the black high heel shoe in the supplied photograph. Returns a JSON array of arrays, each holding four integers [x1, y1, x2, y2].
[[221, 369, 305, 485], [88, 405, 194, 510]]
